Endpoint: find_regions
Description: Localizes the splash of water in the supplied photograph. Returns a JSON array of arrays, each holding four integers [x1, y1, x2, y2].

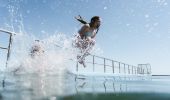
[[5, 33, 69, 74], [6, 32, 102, 74]]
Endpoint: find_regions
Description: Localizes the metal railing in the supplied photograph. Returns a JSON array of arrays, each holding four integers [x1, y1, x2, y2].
[[138, 64, 152, 74], [76, 55, 151, 75], [0, 29, 15, 67]]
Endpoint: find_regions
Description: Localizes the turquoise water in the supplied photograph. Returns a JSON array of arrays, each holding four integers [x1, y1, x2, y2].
[[0, 73, 170, 100]]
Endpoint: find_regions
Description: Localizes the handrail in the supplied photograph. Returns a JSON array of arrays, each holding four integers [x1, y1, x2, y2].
[[0, 29, 16, 35], [76, 54, 151, 76], [0, 29, 15, 67], [0, 47, 8, 49]]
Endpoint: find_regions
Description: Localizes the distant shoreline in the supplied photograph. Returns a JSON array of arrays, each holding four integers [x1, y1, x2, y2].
[[152, 75, 170, 76]]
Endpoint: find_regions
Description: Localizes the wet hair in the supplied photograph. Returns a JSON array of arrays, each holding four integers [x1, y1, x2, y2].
[[90, 16, 100, 28], [75, 15, 100, 26], [90, 16, 100, 23], [75, 15, 87, 24]]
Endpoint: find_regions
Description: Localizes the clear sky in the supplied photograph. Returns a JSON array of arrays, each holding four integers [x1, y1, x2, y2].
[[0, 0, 170, 74]]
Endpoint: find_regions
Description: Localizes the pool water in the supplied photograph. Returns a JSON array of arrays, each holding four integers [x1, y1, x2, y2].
[[0, 72, 170, 100]]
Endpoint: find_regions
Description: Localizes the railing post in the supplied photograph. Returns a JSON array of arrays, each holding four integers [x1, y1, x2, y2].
[[76, 62, 78, 72], [93, 55, 95, 72], [135, 66, 137, 74], [128, 65, 130, 74], [146, 66, 148, 75], [112, 60, 114, 73], [149, 64, 152, 75], [124, 63, 126, 74], [132, 66, 133, 74], [104, 58, 106, 73], [6, 34, 12, 67], [141, 67, 143, 74], [134, 66, 136, 74], [119, 62, 121, 73]]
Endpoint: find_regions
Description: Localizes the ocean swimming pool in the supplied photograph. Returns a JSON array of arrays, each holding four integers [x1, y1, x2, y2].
[[0, 72, 170, 100]]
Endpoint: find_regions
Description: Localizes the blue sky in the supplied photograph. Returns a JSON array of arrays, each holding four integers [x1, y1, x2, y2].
[[0, 0, 170, 74]]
